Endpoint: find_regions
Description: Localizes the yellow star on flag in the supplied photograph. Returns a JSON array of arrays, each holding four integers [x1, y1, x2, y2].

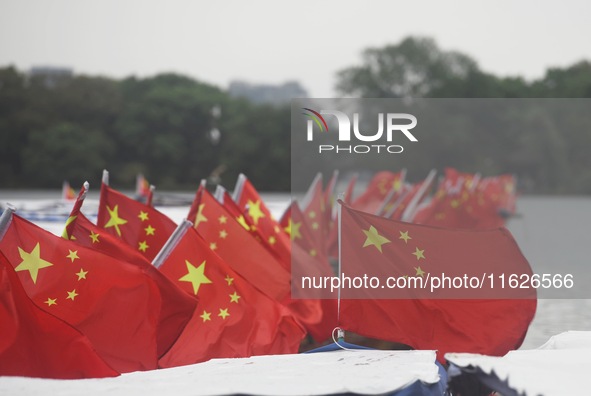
[[138, 211, 149, 221], [144, 225, 155, 236], [89, 231, 100, 243], [412, 247, 426, 260], [310, 249, 317, 257], [66, 289, 78, 301], [105, 205, 128, 237], [45, 297, 57, 306], [209, 242, 217, 251], [236, 215, 250, 231], [284, 219, 302, 240], [76, 269, 88, 280], [218, 215, 227, 224], [224, 274, 234, 286], [179, 260, 212, 295], [268, 236, 276, 245], [218, 308, 230, 319], [200, 310, 211, 322], [229, 291, 241, 303], [61, 215, 77, 239], [362, 226, 391, 253], [138, 241, 149, 252], [415, 266, 425, 277], [399, 231, 411, 244], [66, 249, 79, 262], [194, 204, 207, 229], [247, 200, 265, 225], [15, 243, 53, 284], [219, 230, 228, 239]]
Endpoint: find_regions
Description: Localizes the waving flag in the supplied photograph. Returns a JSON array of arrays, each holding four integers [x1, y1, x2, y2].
[[97, 179, 177, 261], [156, 221, 305, 367], [0, 210, 162, 372], [338, 202, 536, 362], [0, 252, 118, 379], [64, 183, 197, 359]]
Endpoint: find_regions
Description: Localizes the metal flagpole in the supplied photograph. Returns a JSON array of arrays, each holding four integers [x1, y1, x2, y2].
[[152, 219, 193, 269]]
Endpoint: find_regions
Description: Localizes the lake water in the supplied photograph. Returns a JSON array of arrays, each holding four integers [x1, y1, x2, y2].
[[1, 191, 590, 350]]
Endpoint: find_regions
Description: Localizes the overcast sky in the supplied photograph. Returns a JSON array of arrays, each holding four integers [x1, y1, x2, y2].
[[1, 0, 590, 97]]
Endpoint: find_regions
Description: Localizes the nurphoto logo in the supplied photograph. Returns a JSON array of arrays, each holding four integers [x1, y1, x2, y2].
[[303, 108, 418, 154]]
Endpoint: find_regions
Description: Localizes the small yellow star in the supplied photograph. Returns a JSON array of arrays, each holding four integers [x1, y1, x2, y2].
[[138, 241, 149, 252], [200, 310, 211, 322], [312, 222, 319, 230], [268, 236, 276, 245], [89, 231, 100, 243], [66, 289, 78, 301], [209, 242, 217, 251], [229, 292, 241, 303], [308, 211, 316, 219], [219, 230, 228, 239], [225, 275, 234, 286], [138, 211, 149, 221], [284, 219, 302, 240], [45, 297, 57, 306], [218, 308, 230, 319], [399, 231, 411, 244], [415, 266, 425, 277], [76, 268, 88, 280], [450, 199, 460, 208], [218, 215, 227, 224], [412, 247, 426, 260], [144, 225, 155, 236], [310, 249, 317, 257], [66, 250, 79, 262]]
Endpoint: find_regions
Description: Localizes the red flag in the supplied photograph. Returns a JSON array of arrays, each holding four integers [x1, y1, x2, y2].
[[97, 182, 177, 261], [232, 174, 291, 266], [156, 222, 305, 367], [0, 252, 118, 379], [338, 202, 536, 362], [64, 185, 197, 359], [188, 184, 291, 302], [351, 171, 405, 214], [0, 211, 162, 372]]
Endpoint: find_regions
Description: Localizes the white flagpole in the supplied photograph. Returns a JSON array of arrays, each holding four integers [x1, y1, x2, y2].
[[152, 219, 192, 269], [0, 204, 15, 241]]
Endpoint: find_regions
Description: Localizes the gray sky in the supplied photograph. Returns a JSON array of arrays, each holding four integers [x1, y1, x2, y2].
[[1, 0, 590, 97]]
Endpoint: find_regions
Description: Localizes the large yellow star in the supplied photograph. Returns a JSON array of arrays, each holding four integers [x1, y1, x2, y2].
[[61, 215, 77, 239], [284, 219, 302, 240], [362, 226, 391, 253], [236, 215, 250, 231], [179, 260, 212, 295], [194, 204, 208, 229], [15, 243, 53, 284], [247, 200, 266, 225], [104, 205, 128, 237], [412, 247, 426, 260]]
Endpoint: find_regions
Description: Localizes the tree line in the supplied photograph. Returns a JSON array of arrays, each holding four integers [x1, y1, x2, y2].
[[1, 36, 591, 193]]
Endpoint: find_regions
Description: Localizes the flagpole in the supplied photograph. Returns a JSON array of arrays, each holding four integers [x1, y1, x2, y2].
[[336, 194, 344, 326], [102, 169, 109, 186], [0, 204, 15, 240], [152, 219, 192, 269], [147, 185, 155, 207], [401, 168, 437, 222]]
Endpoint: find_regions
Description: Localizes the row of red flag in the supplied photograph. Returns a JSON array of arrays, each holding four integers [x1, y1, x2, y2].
[[0, 168, 535, 379]]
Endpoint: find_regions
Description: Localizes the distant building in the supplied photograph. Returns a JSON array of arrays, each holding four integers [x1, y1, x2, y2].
[[29, 66, 73, 88], [228, 80, 308, 105]]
